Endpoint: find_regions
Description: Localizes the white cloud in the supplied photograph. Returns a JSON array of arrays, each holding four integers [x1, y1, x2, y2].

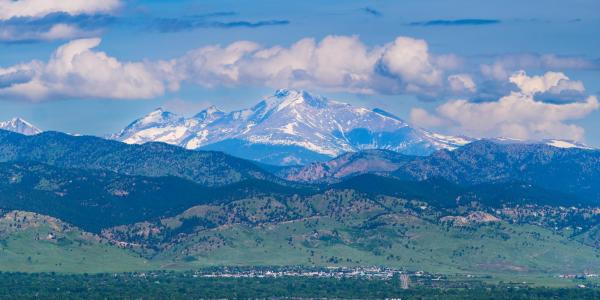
[[0, 38, 164, 100], [481, 54, 600, 81], [0, 36, 595, 110], [448, 74, 476, 92], [171, 36, 382, 93], [411, 71, 599, 141], [168, 35, 455, 96], [379, 37, 442, 87], [0, 0, 120, 20], [4, 35, 456, 100], [0, 23, 98, 42], [509, 70, 584, 96], [175, 40, 263, 87]]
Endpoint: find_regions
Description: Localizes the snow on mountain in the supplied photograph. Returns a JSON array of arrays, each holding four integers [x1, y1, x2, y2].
[[0, 118, 41, 135], [488, 137, 593, 150], [113, 108, 185, 144], [543, 139, 593, 150], [111, 89, 472, 165]]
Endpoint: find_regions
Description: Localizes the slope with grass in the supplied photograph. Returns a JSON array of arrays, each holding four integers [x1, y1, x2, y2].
[[103, 191, 600, 276], [0, 211, 152, 273]]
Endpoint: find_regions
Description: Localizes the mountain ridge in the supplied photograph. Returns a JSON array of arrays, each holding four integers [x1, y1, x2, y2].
[[0, 129, 280, 187], [393, 140, 600, 201], [110, 89, 595, 166], [111, 89, 471, 165]]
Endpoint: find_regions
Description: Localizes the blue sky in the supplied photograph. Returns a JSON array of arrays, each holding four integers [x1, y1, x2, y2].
[[0, 0, 599, 145]]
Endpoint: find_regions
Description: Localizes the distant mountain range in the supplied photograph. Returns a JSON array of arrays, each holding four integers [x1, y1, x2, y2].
[[0, 128, 598, 275], [2, 128, 597, 206], [110, 89, 472, 165], [1, 89, 595, 166], [108, 89, 595, 165], [279, 140, 600, 204]]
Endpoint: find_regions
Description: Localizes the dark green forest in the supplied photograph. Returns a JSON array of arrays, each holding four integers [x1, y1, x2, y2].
[[0, 272, 598, 299]]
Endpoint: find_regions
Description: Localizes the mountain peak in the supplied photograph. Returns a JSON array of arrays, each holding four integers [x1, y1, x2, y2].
[[9, 117, 32, 126], [268, 88, 328, 111], [113, 89, 471, 165], [140, 108, 180, 125], [0, 117, 42, 135], [204, 105, 222, 113], [274, 88, 299, 98], [193, 105, 225, 122]]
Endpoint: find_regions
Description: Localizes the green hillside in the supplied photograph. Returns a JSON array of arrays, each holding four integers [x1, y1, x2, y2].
[[0, 211, 153, 273], [104, 191, 600, 276]]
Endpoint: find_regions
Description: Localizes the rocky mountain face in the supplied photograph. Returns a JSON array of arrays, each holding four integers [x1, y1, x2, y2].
[[0, 118, 41, 135], [112, 89, 471, 165], [281, 149, 413, 183]]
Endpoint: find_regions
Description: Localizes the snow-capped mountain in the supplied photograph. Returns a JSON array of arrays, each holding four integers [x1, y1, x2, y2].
[[113, 89, 471, 165], [0, 118, 41, 135]]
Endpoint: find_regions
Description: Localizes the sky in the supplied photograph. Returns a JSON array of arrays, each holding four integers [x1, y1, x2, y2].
[[0, 0, 599, 145]]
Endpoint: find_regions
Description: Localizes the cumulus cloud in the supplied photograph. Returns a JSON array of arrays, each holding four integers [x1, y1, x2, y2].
[[166, 35, 458, 97], [379, 37, 442, 87], [0, 38, 164, 100], [509, 70, 584, 96], [411, 71, 599, 141], [1, 35, 595, 109], [0, 35, 466, 100], [448, 74, 476, 93]]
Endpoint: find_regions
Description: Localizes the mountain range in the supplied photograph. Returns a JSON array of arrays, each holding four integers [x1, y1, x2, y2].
[[279, 140, 600, 204], [111, 89, 472, 165], [0, 128, 598, 276], [1, 89, 594, 167]]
